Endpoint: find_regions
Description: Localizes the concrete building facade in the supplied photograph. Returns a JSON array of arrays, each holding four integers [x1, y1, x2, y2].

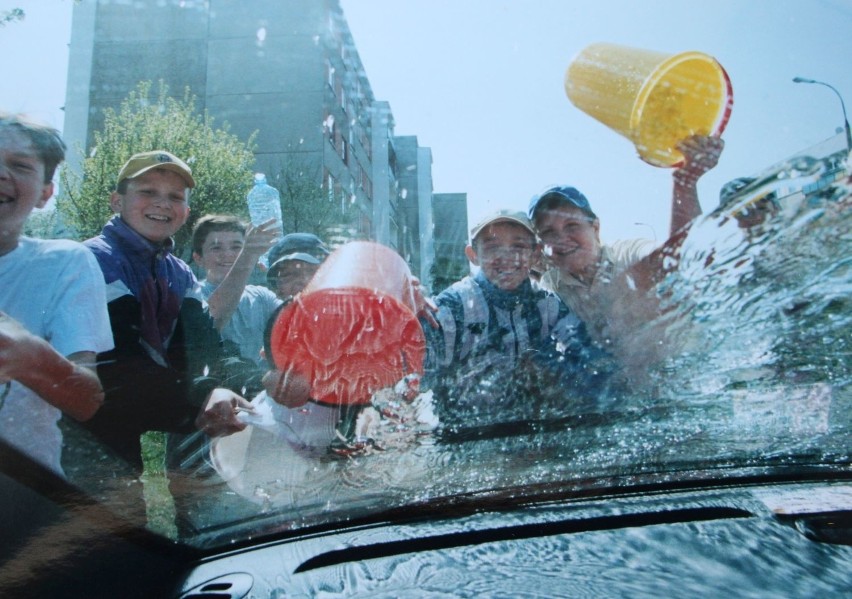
[[62, 0, 468, 282]]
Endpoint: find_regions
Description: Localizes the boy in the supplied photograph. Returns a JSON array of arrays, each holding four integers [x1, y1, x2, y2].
[[0, 112, 113, 476], [265, 232, 329, 300], [82, 151, 252, 528], [528, 135, 723, 348], [192, 214, 281, 366], [424, 210, 601, 426]]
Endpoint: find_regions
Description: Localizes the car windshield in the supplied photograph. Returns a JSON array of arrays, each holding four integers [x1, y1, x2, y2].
[[1, 0, 849, 552]]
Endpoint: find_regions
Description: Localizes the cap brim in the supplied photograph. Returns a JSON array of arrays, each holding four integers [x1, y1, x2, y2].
[[471, 216, 536, 241], [123, 163, 196, 189], [268, 252, 321, 271]]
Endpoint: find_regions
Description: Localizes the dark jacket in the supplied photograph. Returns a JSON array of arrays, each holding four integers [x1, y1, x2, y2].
[[83, 217, 224, 470], [423, 271, 609, 427]]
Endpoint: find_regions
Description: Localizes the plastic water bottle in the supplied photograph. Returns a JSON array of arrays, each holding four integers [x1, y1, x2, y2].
[[246, 173, 284, 267]]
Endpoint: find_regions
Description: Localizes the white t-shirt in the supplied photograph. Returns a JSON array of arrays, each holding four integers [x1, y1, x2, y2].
[[200, 281, 282, 366], [0, 237, 114, 476]]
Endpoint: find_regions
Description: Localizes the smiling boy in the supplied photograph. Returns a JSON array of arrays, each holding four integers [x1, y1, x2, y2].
[[424, 210, 599, 423], [82, 151, 252, 486], [0, 112, 113, 476], [191, 214, 281, 366]]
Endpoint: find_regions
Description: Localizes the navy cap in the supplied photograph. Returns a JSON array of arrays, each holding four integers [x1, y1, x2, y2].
[[528, 185, 596, 221], [267, 233, 329, 267], [718, 177, 756, 208]]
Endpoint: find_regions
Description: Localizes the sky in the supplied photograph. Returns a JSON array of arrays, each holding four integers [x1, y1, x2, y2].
[[2, 0, 851, 243]]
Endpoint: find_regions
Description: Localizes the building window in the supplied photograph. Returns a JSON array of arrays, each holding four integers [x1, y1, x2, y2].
[[324, 111, 335, 140], [326, 171, 335, 202], [326, 61, 335, 88], [361, 166, 372, 200]]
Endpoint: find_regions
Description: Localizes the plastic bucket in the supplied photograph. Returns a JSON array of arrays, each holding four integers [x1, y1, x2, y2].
[[268, 241, 425, 406], [564, 43, 733, 167]]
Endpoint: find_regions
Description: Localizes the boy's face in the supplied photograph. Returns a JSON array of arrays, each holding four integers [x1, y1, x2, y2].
[[110, 168, 190, 243], [465, 221, 537, 291], [193, 230, 245, 285], [0, 127, 54, 250], [269, 260, 319, 300], [533, 205, 601, 282]]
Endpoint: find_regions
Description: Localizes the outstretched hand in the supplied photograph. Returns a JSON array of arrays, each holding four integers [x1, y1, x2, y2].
[[244, 218, 280, 264], [263, 367, 312, 408], [675, 135, 724, 184], [411, 276, 439, 329], [196, 388, 254, 437]]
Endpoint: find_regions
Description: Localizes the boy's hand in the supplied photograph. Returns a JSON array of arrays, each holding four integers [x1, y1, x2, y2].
[[196, 388, 254, 437], [244, 218, 280, 263], [674, 135, 724, 185], [0, 311, 37, 383], [411, 277, 439, 329], [263, 367, 312, 408]]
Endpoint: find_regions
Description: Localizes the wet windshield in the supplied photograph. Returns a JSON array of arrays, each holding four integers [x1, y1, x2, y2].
[[0, 0, 849, 550]]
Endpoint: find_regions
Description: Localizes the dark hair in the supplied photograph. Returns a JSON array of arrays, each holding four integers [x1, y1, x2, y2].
[[0, 111, 66, 182], [191, 214, 247, 256]]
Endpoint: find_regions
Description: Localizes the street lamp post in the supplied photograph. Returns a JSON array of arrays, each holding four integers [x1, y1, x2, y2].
[[793, 76, 852, 153]]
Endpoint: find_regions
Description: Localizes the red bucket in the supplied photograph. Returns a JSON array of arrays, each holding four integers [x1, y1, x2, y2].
[[269, 241, 426, 406]]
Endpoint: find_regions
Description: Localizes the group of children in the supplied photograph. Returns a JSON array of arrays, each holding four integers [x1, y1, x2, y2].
[[1, 110, 724, 530]]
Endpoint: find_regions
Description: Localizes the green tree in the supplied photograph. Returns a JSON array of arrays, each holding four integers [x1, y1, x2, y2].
[[22, 209, 59, 239], [272, 157, 355, 239], [57, 80, 257, 256]]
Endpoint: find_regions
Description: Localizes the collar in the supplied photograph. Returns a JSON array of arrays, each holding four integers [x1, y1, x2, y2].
[[544, 244, 616, 291], [474, 270, 533, 310], [101, 215, 176, 259]]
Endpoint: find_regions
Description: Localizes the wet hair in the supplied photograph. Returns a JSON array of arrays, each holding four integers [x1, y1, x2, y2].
[[0, 111, 66, 182], [191, 214, 248, 256]]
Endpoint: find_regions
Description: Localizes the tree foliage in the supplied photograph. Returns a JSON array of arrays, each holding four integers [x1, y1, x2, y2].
[[22, 209, 59, 239], [57, 81, 257, 256], [271, 156, 355, 239]]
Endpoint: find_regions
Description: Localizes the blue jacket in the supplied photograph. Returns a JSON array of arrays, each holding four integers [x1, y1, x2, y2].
[[423, 271, 607, 425]]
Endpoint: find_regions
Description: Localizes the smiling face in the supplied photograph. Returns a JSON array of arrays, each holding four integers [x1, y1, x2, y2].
[[533, 205, 601, 284], [193, 230, 245, 285], [0, 127, 54, 255], [465, 221, 537, 291], [110, 168, 190, 244]]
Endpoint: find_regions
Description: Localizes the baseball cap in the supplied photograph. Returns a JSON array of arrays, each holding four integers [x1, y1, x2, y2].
[[470, 209, 536, 243], [116, 150, 196, 189], [718, 177, 757, 209], [267, 252, 322, 284], [267, 233, 330, 266], [528, 185, 596, 221]]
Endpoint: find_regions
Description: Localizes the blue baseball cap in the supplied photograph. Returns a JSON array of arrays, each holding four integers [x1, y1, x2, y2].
[[267, 233, 329, 266], [528, 185, 596, 221]]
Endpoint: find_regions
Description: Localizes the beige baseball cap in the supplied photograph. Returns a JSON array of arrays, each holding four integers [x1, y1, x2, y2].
[[116, 150, 196, 189], [470, 209, 535, 242]]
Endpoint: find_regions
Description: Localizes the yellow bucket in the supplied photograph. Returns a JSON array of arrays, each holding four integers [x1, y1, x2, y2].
[[565, 43, 733, 167]]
